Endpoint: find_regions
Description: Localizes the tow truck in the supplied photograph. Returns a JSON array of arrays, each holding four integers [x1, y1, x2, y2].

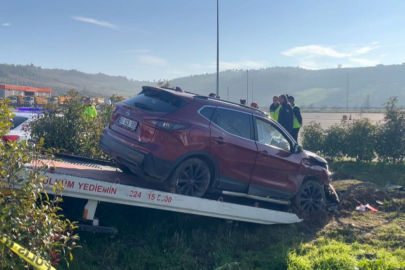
[[19, 154, 302, 233]]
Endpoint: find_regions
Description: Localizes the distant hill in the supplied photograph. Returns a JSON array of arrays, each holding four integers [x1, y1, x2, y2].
[[0, 63, 152, 98], [171, 64, 405, 108], [1, 63, 405, 107]]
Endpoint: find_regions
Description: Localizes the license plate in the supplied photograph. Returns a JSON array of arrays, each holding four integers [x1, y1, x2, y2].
[[119, 116, 138, 130]]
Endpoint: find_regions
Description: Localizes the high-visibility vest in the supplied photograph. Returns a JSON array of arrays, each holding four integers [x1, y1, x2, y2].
[[84, 105, 98, 118], [270, 105, 281, 121], [292, 105, 301, 128]]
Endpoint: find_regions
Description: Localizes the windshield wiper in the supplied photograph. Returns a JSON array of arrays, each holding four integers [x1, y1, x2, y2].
[[134, 102, 154, 111]]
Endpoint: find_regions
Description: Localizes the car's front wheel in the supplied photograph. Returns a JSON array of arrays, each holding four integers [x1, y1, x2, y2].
[[165, 158, 211, 197], [294, 180, 326, 213]]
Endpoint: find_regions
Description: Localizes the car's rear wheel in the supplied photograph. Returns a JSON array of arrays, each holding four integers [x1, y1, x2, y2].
[[165, 158, 211, 198], [116, 162, 132, 174], [294, 180, 326, 213]]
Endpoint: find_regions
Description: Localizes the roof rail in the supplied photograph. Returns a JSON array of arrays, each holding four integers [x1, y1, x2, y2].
[[194, 96, 267, 115]]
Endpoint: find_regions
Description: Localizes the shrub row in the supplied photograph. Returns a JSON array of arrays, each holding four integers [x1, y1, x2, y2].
[[30, 90, 117, 159], [302, 97, 405, 163]]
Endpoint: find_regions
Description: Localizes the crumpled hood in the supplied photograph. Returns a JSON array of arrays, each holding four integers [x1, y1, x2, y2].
[[303, 150, 328, 165]]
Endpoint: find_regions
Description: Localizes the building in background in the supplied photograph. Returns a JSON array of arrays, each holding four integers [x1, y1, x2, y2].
[[0, 84, 53, 98]]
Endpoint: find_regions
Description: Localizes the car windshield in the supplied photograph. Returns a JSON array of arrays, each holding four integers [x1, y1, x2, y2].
[[23, 97, 33, 101]]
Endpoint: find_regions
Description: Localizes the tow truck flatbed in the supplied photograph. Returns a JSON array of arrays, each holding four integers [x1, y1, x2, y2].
[[24, 156, 302, 230]]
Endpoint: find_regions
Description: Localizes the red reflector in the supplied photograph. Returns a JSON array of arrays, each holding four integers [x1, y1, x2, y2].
[[2, 135, 20, 142]]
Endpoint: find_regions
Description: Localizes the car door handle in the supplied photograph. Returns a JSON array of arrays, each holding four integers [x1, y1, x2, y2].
[[259, 150, 269, 156], [213, 137, 226, 145]]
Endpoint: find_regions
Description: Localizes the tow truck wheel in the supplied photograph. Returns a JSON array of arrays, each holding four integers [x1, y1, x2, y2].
[[165, 158, 210, 198], [294, 180, 326, 213]]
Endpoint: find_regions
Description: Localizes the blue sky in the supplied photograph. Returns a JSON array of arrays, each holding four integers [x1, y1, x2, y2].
[[1, 0, 404, 80]]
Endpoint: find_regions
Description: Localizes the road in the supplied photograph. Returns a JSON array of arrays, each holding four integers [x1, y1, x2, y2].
[[302, 112, 385, 129]]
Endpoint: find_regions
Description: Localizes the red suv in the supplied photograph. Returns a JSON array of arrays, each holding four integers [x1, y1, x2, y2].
[[99, 86, 338, 212]]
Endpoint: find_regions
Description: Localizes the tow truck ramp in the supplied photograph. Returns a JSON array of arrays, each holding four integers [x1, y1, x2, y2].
[[21, 158, 302, 231]]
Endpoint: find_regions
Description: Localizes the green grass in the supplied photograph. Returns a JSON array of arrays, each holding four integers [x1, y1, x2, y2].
[[60, 162, 405, 270]]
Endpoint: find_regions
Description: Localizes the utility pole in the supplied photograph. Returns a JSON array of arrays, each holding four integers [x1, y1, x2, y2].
[[227, 87, 229, 101], [252, 78, 254, 102], [366, 94, 370, 109], [346, 72, 349, 111], [246, 70, 249, 104], [216, 0, 219, 97]]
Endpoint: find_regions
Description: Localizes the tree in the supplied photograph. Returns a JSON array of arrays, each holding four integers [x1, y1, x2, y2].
[[345, 118, 377, 162], [157, 80, 171, 88], [302, 122, 325, 154], [375, 97, 405, 163], [0, 100, 79, 268], [30, 91, 111, 159], [110, 94, 125, 104], [322, 124, 347, 161]]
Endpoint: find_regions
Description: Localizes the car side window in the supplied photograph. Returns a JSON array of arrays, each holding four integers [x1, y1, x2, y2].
[[212, 108, 251, 139], [200, 106, 215, 121], [256, 118, 291, 152]]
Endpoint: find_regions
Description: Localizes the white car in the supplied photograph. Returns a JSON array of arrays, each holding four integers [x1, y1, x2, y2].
[[2, 112, 41, 143]]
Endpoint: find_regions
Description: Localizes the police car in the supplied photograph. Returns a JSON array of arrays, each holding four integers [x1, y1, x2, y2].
[[2, 108, 42, 143]]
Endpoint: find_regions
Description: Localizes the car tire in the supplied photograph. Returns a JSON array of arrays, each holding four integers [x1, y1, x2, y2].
[[116, 162, 133, 175], [165, 158, 211, 198], [294, 180, 326, 213]]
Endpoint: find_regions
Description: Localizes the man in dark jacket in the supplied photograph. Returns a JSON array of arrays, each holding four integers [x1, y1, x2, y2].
[[277, 94, 294, 135], [288, 96, 303, 141]]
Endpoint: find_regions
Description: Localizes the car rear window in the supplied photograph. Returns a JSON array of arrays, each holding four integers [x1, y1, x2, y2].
[[11, 116, 28, 130], [124, 89, 186, 113], [200, 106, 215, 120]]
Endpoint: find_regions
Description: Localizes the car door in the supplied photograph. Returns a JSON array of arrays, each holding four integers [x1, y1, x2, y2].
[[249, 117, 303, 199], [208, 107, 258, 192]]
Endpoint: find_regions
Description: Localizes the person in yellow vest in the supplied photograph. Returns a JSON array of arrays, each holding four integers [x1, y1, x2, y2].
[[269, 96, 281, 121], [84, 98, 97, 118], [287, 96, 302, 141]]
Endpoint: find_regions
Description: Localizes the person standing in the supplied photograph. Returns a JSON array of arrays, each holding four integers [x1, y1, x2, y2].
[[277, 94, 294, 136], [287, 96, 302, 141], [84, 98, 97, 118], [269, 96, 281, 121]]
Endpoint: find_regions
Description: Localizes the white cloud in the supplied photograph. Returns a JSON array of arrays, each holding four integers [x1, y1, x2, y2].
[[137, 55, 168, 67], [282, 45, 349, 58], [2, 23, 11, 27], [123, 49, 151, 54], [353, 44, 380, 55], [283, 43, 381, 69], [72, 16, 117, 29]]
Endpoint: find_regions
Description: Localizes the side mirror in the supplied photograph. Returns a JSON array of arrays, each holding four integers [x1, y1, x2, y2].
[[293, 144, 302, 154]]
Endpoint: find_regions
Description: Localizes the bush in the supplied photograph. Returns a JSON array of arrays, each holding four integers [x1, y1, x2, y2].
[[375, 97, 405, 164], [30, 90, 115, 159], [345, 118, 377, 162], [322, 124, 347, 161], [301, 122, 325, 154], [0, 100, 79, 268]]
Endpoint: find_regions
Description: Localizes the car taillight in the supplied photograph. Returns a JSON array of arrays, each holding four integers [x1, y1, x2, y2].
[[2, 135, 20, 143], [111, 105, 119, 120], [144, 119, 185, 131]]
